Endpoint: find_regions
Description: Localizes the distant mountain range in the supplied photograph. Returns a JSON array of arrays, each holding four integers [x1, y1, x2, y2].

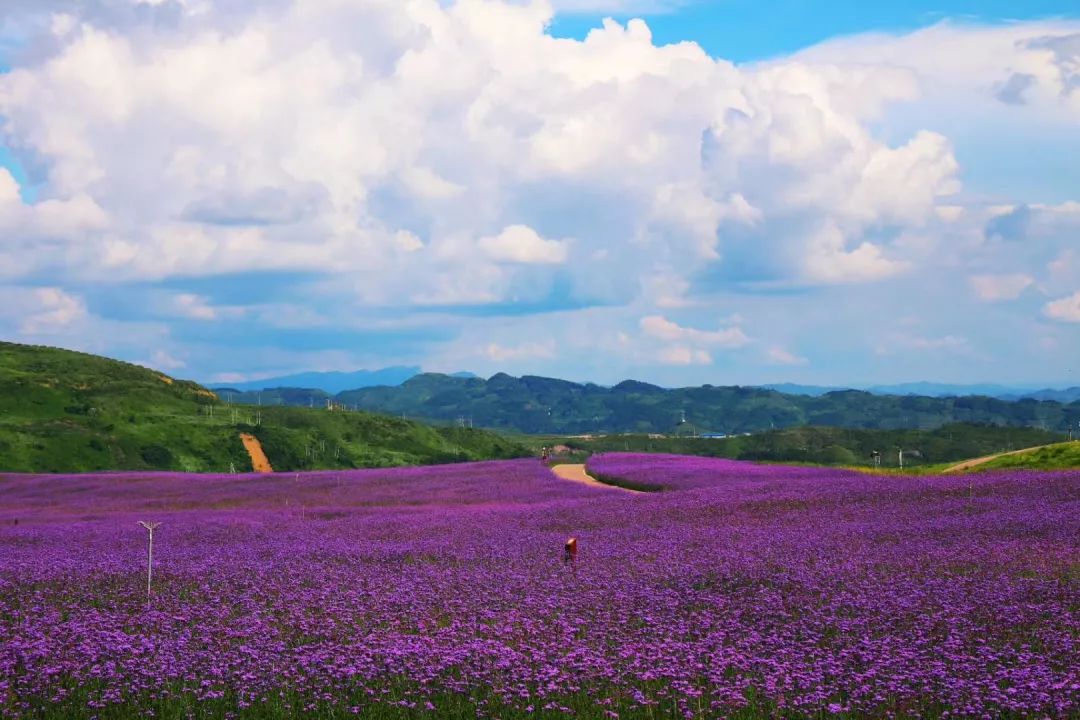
[[212, 366, 422, 394], [763, 382, 1080, 403], [215, 367, 1079, 404], [218, 371, 1080, 435], [212, 367, 477, 395]]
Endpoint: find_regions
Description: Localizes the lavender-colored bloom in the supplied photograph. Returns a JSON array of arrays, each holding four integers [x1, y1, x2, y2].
[[0, 455, 1076, 718]]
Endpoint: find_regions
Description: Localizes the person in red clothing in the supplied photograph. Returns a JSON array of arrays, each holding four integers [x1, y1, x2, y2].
[[564, 537, 578, 569]]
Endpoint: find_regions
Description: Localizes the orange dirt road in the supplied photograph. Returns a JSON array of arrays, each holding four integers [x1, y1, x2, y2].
[[550, 463, 643, 493], [942, 443, 1060, 473], [240, 433, 273, 473]]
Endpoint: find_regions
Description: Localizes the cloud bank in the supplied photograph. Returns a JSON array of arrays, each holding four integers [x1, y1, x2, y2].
[[0, 1, 1076, 384]]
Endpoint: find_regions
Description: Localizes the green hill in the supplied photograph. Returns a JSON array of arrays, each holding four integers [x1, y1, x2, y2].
[[969, 441, 1080, 472], [539, 424, 1066, 469], [215, 386, 332, 409], [325, 372, 1080, 435], [0, 341, 526, 473]]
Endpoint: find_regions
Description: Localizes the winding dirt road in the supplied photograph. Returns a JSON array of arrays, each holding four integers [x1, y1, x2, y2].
[[550, 464, 643, 493], [239, 433, 273, 473], [942, 443, 1063, 473]]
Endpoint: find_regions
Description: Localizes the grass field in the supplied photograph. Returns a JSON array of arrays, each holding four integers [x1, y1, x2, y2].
[[974, 440, 1080, 471]]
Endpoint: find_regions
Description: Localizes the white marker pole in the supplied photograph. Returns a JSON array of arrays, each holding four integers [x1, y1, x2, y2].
[[138, 521, 161, 607]]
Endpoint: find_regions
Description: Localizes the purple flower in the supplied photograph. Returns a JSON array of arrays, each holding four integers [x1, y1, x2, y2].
[[0, 456, 1075, 717]]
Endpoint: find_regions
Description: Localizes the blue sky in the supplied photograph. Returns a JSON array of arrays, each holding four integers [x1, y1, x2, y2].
[[0, 146, 33, 201], [550, 0, 1080, 62], [0, 0, 1078, 387]]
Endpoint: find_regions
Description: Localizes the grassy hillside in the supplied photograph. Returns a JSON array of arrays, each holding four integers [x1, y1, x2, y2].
[[327, 373, 1080, 435], [0, 342, 526, 473], [972, 440, 1080, 471], [215, 386, 332, 408], [533, 424, 1067, 469]]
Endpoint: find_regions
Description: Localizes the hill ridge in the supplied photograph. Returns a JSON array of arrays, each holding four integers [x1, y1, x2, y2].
[[322, 371, 1080, 435], [0, 341, 526, 473]]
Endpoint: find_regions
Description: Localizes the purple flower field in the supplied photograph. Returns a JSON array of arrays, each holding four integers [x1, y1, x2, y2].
[[0, 455, 1077, 719]]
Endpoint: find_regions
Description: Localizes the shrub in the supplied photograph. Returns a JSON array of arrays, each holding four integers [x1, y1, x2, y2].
[[139, 444, 174, 468]]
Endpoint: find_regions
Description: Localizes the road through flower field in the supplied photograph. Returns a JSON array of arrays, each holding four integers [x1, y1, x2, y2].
[[0, 455, 1076, 719]]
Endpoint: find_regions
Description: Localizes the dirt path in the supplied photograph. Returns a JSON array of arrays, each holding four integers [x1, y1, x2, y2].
[[550, 464, 643, 493], [239, 433, 273, 473], [942, 443, 1060, 473]]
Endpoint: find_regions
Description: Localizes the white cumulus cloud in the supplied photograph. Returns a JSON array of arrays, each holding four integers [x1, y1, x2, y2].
[[478, 225, 569, 265], [640, 315, 749, 348], [658, 346, 712, 366], [766, 346, 808, 366], [0, 2, 976, 296], [969, 274, 1034, 301], [1044, 291, 1080, 322], [144, 349, 187, 371], [172, 293, 218, 320], [18, 288, 88, 334]]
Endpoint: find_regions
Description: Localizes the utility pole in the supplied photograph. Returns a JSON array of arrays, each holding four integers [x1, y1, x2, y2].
[[898, 448, 904, 470]]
